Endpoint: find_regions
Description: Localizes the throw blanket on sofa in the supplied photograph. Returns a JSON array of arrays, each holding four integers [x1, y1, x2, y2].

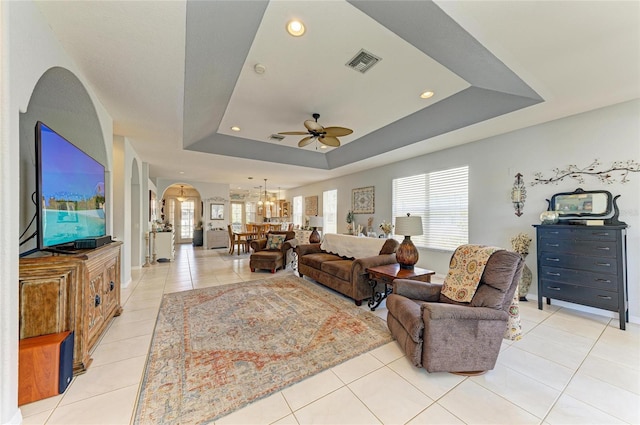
[[441, 245, 501, 302], [442, 244, 522, 341], [320, 234, 386, 259]]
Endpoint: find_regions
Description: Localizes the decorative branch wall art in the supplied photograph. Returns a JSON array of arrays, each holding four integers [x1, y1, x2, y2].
[[531, 159, 639, 185]]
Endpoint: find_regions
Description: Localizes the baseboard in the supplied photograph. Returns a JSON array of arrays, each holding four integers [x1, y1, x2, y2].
[[9, 408, 23, 425]]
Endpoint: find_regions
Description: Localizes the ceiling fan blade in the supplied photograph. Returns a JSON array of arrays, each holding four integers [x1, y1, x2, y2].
[[323, 126, 353, 137], [278, 131, 309, 135], [318, 136, 341, 147], [304, 120, 323, 132], [298, 136, 315, 147]]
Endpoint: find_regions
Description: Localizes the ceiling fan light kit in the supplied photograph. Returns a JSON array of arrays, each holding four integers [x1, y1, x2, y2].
[[278, 113, 353, 149]]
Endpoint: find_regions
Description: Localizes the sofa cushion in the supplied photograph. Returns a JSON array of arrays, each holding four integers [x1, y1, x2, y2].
[[470, 250, 521, 309], [266, 234, 285, 250], [251, 250, 283, 262], [299, 252, 343, 269], [320, 259, 353, 282], [379, 239, 399, 255]]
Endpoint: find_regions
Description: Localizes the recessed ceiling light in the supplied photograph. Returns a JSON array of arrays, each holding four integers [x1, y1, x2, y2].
[[286, 19, 305, 37], [320, 145, 327, 149], [420, 91, 435, 99], [231, 126, 241, 132], [179, 171, 185, 174]]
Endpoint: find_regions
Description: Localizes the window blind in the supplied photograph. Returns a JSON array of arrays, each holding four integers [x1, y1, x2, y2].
[[393, 166, 468, 250]]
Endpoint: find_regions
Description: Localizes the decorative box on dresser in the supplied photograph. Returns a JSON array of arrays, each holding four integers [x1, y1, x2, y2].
[[19, 241, 123, 374], [534, 224, 628, 329]]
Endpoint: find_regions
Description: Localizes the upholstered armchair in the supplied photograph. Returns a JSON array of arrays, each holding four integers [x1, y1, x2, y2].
[[249, 231, 296, 273], [386, 249, 524, 374]]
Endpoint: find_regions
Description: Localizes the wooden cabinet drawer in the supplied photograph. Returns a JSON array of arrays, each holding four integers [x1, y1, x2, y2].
[[539, 252, 617, 274], [540, 280, 619, 310], [538, 227, 618, 241], [537, 239, 617, 257], [540, 266, 618, 291]]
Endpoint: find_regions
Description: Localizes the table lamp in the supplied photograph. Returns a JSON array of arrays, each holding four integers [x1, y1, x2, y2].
[[394, 213, 423, 269], [308, 216, 323, 243]]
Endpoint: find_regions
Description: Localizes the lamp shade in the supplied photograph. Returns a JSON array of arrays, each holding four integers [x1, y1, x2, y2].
[[394, 215, 423, 236], [309, 216, 324, 228]]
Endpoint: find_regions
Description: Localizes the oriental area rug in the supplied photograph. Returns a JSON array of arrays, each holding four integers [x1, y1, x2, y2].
[[133, 274, 393, 424]]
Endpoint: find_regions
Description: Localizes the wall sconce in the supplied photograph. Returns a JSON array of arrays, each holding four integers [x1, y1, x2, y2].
[[511, 173, 526, 217]]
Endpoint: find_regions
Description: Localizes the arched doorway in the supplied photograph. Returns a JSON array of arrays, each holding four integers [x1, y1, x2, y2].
[[162, 184, 202, 245]]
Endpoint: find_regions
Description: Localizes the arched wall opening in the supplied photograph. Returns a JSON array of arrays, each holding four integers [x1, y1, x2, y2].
[[19, 66, 108, 255]]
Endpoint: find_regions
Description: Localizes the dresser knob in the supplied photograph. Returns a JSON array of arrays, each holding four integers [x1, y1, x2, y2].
[[95, 294, 101, 307], [545, 257, 560, 262], [547, 272, 561, 276], [595, 278, 612, 283], [595, 262, 611, 267], [596, 247, 610, 251], [547, 286, 561, 291], [597, 295, 612, 300], [110, 281, 115, 291]]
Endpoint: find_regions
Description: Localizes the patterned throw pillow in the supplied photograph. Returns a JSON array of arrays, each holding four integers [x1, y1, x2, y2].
[[266, 234, 285, 250]]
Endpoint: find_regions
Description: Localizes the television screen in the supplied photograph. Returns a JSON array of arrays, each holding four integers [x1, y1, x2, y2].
[[36, 122, 106, 249]]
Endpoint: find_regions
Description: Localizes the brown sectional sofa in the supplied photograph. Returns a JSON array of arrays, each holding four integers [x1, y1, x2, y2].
[[296, 237, 399, 305]]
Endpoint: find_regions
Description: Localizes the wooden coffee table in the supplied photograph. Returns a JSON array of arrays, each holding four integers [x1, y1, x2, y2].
[[366, 263, 435, 310]]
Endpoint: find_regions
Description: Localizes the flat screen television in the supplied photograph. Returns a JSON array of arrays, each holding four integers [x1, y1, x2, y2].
[[36, 121, 106, 250]]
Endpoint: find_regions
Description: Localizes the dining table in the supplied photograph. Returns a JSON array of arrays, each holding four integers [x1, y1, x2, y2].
[[231, 231, 258, 255]]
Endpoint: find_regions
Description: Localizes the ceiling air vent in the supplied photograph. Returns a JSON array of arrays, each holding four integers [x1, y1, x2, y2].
[[269, 134, 285, 141], [346, 49, 381, 74]]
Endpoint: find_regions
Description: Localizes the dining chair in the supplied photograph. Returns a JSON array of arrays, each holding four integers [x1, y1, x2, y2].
[[227, 225, 245, 255]]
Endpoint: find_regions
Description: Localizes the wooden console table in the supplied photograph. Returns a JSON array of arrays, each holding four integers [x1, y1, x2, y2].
[[366, 263, 435, 311], [19, 242, 123, 375]]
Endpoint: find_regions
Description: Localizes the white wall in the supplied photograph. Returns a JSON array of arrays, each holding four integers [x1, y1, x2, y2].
[[113, 136, 145, 287], [2, 2, 114, 422], [288, 100, 640, 322]]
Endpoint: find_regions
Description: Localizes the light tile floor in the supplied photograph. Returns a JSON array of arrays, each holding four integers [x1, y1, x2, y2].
[[20, 244, 640, 425]]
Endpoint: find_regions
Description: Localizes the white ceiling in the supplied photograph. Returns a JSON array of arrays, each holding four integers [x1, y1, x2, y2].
[[35, 0, 640, 192]]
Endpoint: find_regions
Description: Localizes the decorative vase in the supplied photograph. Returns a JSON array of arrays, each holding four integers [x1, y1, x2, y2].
[[518, 254, 533, 301], [540, 210, 559, 225]]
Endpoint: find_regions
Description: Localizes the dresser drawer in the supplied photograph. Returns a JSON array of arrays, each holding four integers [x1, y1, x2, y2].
[[538, 239, 617, 257], [540, 280, 618, 311], [538, 227, 618, 241], [540, 266, 618, 291], [539, 252, 617, 274]]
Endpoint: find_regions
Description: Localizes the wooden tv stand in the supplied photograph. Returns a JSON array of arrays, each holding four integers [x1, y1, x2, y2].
[[19, 241, 123, 375]]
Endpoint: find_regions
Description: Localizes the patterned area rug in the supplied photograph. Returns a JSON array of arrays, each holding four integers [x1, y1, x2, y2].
[[133, 274, 393, 424]]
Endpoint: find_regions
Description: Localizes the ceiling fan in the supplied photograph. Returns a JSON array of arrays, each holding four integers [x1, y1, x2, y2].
[[279, 113, 353, 148]]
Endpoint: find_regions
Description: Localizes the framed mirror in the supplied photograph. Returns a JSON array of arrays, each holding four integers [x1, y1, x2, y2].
[[550, 188, 613, 220], [210, 203, 224, 220]]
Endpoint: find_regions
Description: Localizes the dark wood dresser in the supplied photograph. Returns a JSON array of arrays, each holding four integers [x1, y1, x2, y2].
[[534, 224, 628, 329]]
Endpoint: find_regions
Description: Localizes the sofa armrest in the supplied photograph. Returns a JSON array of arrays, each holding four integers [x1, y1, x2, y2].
[[281, 240, 294, 253], [393, 279, 442, 302], [351, 253, 397, 282], [250, 238, 267, 252], [422, 303, 508, 322], [296, 243, 323, 256]]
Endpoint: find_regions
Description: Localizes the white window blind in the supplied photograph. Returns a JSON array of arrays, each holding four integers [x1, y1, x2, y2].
[[322, 189, 337, 234], [292, 196, 303, 228], [392, 166, 468, 250]]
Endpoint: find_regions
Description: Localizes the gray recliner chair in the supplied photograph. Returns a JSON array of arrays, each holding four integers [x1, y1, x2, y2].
[[386, 249, 524, 374]]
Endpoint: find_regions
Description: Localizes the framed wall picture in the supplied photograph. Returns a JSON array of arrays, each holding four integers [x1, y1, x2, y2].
[[210, 203, 224, 220], [305, 196, 318, 216], [352, 186, 375, 214]]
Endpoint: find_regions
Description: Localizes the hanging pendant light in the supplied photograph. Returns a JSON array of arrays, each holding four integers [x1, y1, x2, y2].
[[176, 185, 188, 202]]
